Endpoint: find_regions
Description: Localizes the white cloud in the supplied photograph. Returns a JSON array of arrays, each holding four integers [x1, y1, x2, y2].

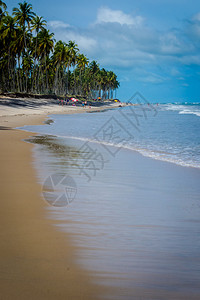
[[68, 33, 97, 53], [49, 20, 70, 29], [96, 7, 144, 26], [48, 7, 200, 88], [48, 21, 97, 55]]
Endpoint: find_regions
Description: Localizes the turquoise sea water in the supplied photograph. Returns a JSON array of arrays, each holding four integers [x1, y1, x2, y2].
[[20, 103, 200, 299], [22, 103, 200, 169]]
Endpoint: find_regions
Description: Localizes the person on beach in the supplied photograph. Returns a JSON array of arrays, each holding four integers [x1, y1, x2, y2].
[[84, 101, 87, 107]]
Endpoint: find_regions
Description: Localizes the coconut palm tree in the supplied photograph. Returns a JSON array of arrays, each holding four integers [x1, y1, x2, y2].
[[67, 40, 79, 94], [13, 1, 35, 30], [88, 61, 100, 98], [113, 77, 120, 99], [31, 15, 46, 34], [37, 28, 54, 92], [76, 53, 89, 95], [99, 68, 108, 99], [31, 15, 47, 92], [67, 40, 79, 65], [13, 1, 35, 55], [1, 15, 17, 90], [106, 71, 114, 99], [12, 27, 25, 91], [22, 52, 33, 91], [53, 40, 70, 94], [1, 15, 17, 45], [0, 2, 120, 97]]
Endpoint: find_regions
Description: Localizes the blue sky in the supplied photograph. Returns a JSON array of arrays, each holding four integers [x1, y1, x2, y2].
[[6, 0, 200, 102]]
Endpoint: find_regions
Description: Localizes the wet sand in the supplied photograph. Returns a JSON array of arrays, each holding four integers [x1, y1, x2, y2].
[[26, 127, 200, 300], [0, 105, 112, 299], [38, 137, 200, 300]]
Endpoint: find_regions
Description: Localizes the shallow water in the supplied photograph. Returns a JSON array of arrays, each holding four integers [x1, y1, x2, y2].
[[27, 133, 200, 300]]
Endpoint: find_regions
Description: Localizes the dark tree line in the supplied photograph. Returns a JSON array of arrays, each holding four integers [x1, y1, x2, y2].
[[0, 1, 120, 99]]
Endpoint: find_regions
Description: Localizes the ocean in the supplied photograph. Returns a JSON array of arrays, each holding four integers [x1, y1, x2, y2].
[[22, 102, 200, 169], [20, 102, 200, 299]]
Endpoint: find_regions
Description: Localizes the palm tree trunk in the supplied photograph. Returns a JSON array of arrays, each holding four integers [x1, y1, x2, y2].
[[17, 55, 22, 92], [66, 65, 69, 95], [45, 52, 48, 92], [31, 34, 38, 93], [54, 64, 59, 94]]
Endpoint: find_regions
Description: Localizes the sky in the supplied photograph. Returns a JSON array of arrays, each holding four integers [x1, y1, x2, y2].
[[6, 0, 200, 102]]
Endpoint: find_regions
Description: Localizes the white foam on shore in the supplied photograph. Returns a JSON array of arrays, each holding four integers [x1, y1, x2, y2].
[[179, 110, 200, 117], [161, 103, 200, 118], [36, 133, 200, 170]]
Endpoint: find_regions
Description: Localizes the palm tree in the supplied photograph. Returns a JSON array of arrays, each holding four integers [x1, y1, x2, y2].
[[31, 15, 46, 34], [88, 61, 100, 98], [67, 40, 79, 94], [37, 28, 54, 92], [67, 40, 79, 65], [0, 2, 120, 97], [13, 1, 35, 30], [113, 78, 120, 99], [12, 27, 25, 91], [53, 40, 70, 94], [1, 15, 17, 91], [76, 53, 89, 95], [0, 55, 7, 91], [31, 15, 47, 92], [1, 15, 17, 45], [13, 1, 35, 55], [22, 52, 33, 91], [106, 71, 114, 99]]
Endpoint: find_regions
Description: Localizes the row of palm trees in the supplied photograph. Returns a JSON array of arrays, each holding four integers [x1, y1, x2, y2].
[[0, 1, 120, 99]]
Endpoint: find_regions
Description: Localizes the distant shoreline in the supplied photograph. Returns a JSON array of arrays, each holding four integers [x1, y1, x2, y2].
[[0, 94, 123, 120]]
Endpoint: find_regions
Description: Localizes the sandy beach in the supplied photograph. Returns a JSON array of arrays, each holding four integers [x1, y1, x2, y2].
[[1, 97, 200, 300], [0, 97, 119, 299]]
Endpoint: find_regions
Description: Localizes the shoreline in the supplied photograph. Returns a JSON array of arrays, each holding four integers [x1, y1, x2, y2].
[[0, 101, 115, 299], [0, 95, 122, 119]]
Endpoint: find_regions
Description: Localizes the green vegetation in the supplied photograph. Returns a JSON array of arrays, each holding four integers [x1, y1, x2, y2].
[[0, 1, 119, 99]]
